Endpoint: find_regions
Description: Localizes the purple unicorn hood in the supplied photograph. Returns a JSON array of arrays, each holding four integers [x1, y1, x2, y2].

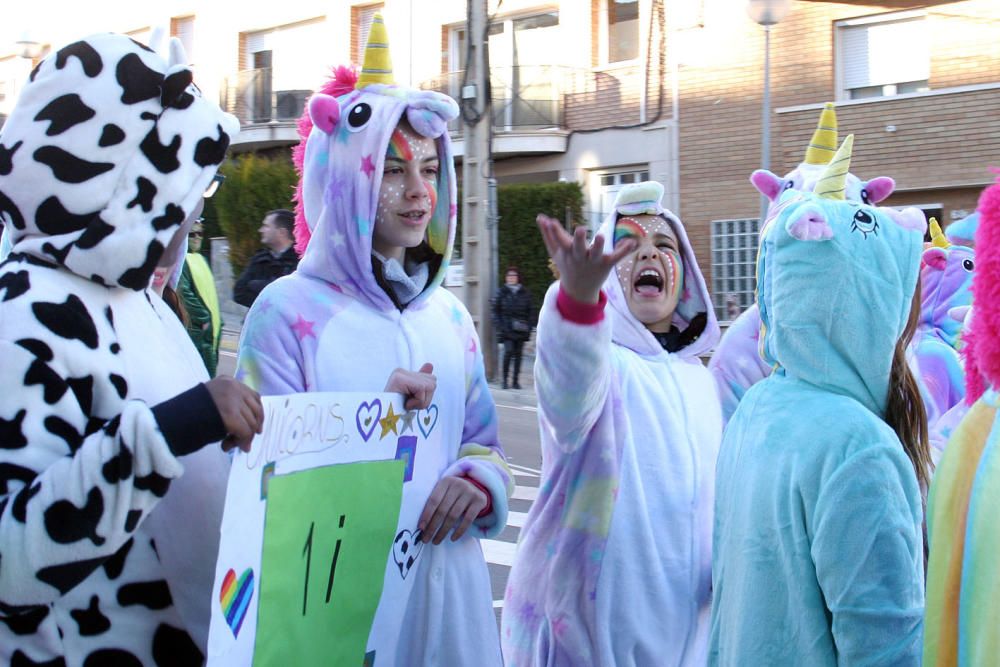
[[297, 83, 459, 311], [597, 181, 720, 359]]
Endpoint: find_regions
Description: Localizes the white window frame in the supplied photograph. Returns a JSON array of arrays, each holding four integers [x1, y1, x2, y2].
[[834, 10, 929, 102], [589, 167, 651, 230], [711, 218, 760, 323]]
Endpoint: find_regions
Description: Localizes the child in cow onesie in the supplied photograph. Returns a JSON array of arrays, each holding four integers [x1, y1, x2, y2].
[[501, 181, 722, 666], [235, 17, 512, 665], [0, 33, 262, 666]]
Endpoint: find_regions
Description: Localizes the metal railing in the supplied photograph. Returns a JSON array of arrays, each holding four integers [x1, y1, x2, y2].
[[217, 63, 644, 133], [220, 68, 311, 125], [419, 64, 643, 135]]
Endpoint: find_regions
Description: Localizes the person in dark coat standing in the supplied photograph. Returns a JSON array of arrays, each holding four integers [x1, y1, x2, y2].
[[233, 209, 300, 307], [493, 266, 535, 389]]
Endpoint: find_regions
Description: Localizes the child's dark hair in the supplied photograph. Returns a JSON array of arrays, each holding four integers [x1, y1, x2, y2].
[[505, 266, 520, 279], [162, 284, 189, 328], [885, 282, 931, 491]]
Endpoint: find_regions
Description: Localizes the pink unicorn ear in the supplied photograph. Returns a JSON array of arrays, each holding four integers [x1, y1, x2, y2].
[[886, 206, 927, 234], [922, 246, 948, 271], [750, 170, 783, 201], [786, 206, 833, 241], [863, 176, 895, 204], [308, 93, 340, 135]]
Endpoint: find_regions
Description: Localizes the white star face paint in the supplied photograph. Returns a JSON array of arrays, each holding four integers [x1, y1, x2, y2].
[[613, 214, 684, 333], [372, 120, 440, 262]]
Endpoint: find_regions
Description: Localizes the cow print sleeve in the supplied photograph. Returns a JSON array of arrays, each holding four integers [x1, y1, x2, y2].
[[0, 340, 186, 614]]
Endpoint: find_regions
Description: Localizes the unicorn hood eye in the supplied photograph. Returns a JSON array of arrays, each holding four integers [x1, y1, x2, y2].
[[292, 15, 459, 311]]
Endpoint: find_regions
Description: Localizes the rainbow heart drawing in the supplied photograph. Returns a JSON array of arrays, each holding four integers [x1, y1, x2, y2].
[[219, 567, 254, 638]]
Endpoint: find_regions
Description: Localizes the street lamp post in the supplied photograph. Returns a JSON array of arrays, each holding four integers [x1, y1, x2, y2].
[[747, 0, 792, 224]]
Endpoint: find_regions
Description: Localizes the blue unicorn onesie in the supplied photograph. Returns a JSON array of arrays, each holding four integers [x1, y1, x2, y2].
[[235, 18, 513, 665], [502, 181, 722, 666], [711, 136, 927, 665]]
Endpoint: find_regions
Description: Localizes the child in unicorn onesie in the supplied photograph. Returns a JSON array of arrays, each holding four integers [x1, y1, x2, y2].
[[235, 17, 512, 665], [502, 181, 721, 666], [908, 219, 975, 437], [709, 103, 896, 425], [710, 137, 930, 665]]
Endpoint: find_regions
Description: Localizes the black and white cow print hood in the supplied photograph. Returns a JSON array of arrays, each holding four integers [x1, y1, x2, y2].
[[0, 33, 238, 289]]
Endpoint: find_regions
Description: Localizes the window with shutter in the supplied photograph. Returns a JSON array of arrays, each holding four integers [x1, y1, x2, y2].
[[173, 16, 196, 65], [355, 4, 385, 65], [836, 11, 929, 101]]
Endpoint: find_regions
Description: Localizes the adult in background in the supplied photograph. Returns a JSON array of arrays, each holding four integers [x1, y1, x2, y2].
[[492, 266, 534, 389], [232, 209, 299, 307], [179, 215, 223, 376]]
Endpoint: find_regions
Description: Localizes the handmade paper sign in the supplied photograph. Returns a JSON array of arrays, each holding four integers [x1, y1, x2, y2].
[[207, 393, 445, 666]]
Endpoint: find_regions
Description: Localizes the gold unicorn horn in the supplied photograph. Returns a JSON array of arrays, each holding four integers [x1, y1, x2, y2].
[[929, 218, 950, 248], [804, 102, 838, 165], [356, 14, 394, 89], [815, 134, 854, 200]]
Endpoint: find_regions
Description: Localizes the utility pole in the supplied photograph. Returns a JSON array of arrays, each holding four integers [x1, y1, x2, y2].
[[461, 0, 497, 380]]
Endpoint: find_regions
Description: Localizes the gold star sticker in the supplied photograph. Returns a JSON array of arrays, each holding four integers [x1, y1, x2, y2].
[[379, 403, 401, 439], [400, 410, 417, 434]]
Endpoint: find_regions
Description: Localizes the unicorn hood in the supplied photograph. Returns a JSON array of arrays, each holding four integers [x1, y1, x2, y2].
[[751, 103, 895, 207], [946, 210, 979, 248], [0, 33, 238, 289], [919, 218, 975, 348], [757, 136, 926, 416], [296, 15, 458, 311], [597, 181, 719, 359]]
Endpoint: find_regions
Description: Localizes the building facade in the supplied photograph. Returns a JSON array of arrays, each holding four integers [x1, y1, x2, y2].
[[2, 0, 997, 322]]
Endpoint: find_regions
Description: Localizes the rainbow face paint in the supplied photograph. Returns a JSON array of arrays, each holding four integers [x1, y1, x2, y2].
[[387, 129, 415, 161], [373, 122, 440, 259], [613, 214, 685, 332], [614, 217, 647, 244]]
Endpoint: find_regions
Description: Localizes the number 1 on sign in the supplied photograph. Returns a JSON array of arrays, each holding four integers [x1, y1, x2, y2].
[[301, 515, 346, 616], [302, 522, 314, 616]]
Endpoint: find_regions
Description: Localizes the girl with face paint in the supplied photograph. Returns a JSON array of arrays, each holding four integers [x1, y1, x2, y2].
[[502, 181, 723, 665], [235, 28, 511, 663]]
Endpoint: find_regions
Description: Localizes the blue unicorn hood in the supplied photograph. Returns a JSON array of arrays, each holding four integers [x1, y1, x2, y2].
[[297, 16, 458, 311], [757, 136, 926, 415]]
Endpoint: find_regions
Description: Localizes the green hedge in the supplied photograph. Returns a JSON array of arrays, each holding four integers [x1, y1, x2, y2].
[[209, 153, 297, 276], [496, 181, 583, 312]]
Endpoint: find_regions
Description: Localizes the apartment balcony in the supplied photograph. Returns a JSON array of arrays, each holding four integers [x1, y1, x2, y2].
[[420, 64, 646, 159], [220, 67, 310, 151]]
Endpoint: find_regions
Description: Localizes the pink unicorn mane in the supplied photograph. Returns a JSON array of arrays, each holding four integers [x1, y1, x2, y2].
[[967, 170, 1000, 400], [292, 65, 358, 254]]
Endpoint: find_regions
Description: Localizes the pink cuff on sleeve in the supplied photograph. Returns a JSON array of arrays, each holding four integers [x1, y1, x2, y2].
[[557, 287, 607, 324], [463, 475, 493, 518]]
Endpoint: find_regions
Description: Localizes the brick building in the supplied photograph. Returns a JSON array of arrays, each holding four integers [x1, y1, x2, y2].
[[2, 0, 997, 322]]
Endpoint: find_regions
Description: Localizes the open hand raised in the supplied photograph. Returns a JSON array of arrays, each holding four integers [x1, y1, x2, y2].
[[536, 214, 636, 304]]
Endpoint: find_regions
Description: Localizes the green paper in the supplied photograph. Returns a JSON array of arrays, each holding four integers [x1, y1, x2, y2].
[[254, 460, 404, 666]]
